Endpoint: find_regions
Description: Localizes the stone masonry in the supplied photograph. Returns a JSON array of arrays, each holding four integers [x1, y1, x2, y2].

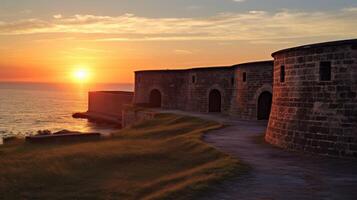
[[134, 61, 273, 120], [265, 39, 357, 158], [87, 39, 356, 158]]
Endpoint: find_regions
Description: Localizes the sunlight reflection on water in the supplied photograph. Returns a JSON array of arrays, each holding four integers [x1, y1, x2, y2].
[[0, 82, 133, 137]]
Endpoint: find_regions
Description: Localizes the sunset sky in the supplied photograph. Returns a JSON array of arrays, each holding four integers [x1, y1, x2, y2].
[[0, 0, 356, 83]]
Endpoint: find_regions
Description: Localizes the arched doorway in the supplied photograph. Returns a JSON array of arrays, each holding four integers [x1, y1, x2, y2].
[[257, 91, 272, 120], [209, 89, 221, 112], [149, 89, 162, 108]]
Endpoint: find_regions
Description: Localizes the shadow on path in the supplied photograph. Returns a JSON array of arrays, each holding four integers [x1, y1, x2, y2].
[[158, 110, 357, 200]]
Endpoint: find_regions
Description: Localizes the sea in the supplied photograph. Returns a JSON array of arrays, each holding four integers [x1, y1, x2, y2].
[[0, 82, 133, 138]]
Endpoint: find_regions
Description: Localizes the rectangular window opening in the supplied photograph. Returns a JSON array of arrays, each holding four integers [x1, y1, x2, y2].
[[320, 61, 331, 81], [192, 75, 196, 83], [243, 72, 247, 82], [280, 65, 285, 83]]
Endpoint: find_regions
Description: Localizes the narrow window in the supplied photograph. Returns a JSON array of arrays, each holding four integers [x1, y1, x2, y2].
[[192, 75, 196, 84], [280, 65, 285, 83], [243, 72, 247, 82], [320, 61, 331, 81], [231, 77, 235, 86]]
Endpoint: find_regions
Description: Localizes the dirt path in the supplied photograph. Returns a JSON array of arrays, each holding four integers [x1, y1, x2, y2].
[[159, 110, 357, 200]]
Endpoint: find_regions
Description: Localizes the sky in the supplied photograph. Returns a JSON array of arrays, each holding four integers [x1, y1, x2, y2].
[[0, 0, 356, 83]]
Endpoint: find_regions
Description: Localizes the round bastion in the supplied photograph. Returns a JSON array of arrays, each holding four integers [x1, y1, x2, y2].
[[265, 39, 357, 158]]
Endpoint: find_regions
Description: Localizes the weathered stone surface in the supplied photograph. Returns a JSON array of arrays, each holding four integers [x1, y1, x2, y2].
[[266, 39, 357, 159], [134, 61, 273, 120], [78, 91, 134, 125], [122, 109, 157, 128], [88, 91, 133, 118], [230, 62, 273, 119]]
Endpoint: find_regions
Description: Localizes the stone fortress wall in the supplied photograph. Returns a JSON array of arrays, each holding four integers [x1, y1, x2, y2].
[[87, 39, 356, 158], [230, 62, 273, 120], [134, 70, 188, 110], [134, 61, 273, 120], [265, 39, 357, 158], [184, 67, 235, 113], [87, 91, 134, 121]]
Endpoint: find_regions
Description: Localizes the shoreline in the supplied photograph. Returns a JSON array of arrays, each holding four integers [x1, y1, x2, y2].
[[72, 111, 122, 125]]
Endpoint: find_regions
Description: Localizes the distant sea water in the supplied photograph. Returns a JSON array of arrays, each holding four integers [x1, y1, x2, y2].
[[0, 82, 133, 138]]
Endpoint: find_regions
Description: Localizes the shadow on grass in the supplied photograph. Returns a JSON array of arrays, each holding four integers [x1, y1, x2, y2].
[[0, 113, 247, 200]]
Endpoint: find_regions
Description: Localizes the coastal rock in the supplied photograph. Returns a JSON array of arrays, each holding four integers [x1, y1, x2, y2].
[[72, 112, 89, 119], [35, 129, 99, 136], [26, 130, 101, 144], [36, 130, 51, 136], [73, 111, 122, 125], [0, 131, 18, 145], [53, 130, 83, 135]]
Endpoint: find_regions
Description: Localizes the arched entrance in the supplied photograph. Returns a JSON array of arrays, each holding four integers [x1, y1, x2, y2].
[[209, 89, 221, 112], [257, 91, 272, 120], [149, 89, 162, 108]]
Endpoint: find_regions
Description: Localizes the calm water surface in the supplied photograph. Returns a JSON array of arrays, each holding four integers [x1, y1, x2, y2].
[[0, 82, 133, 137]]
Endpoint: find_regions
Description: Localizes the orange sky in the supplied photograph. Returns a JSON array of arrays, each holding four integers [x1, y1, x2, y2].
[[1, 1, 356, 83], [0, 34, 283, 83]]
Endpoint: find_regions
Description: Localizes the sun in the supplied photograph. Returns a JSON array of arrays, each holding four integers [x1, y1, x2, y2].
[[72, 68, 90, 83]]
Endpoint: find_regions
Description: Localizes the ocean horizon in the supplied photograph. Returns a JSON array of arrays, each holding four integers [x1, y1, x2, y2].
[[0, 82, 134, 138]]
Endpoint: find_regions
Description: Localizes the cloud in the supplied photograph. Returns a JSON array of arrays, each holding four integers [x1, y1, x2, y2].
[[186, 5, 202, 11], [53, 14, 63, 19], [342, 7, 357, 12], [60, 47, 111, 59], [248, 10, 266, 15], [174, 49, 193, 55], [232, 0, 246, 2], [248, 39, 293, 44], [0, 9, 356, 42], [20, 9, 32, 14]]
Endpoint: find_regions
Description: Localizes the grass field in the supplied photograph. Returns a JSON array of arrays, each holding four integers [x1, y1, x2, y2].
[[0, 113, 245, 200]]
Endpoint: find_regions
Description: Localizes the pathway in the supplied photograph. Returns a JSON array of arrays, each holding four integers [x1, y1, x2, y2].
[[160, 110, 357, 200]]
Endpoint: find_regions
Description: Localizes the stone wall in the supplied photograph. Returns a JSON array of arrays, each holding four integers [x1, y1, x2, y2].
[[88, 91, 134, 120], [185, 67, 235, 113], [134, 70, 188, 109], [230, 61, 273, 119], [134, 67, 235, 113], [134, 61, 273, 119], [122, 109, 157, 128], [265, 39, 357, 158]]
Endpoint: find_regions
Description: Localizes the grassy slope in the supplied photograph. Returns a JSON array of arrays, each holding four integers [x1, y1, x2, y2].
[[0, 113, 244, 200]]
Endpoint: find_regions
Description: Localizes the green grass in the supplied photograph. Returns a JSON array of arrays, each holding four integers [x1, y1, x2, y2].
[[0, 113, 245, 200]]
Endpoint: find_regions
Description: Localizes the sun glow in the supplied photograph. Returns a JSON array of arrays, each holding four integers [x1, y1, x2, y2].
[[72, 67, 91, 83]]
